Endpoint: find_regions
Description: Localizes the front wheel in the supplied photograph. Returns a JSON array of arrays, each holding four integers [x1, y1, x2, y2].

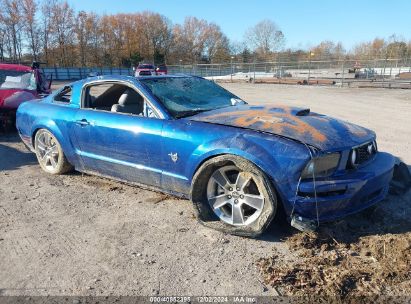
[[191, 155, 277, 237], [34, 129, 73, 174]]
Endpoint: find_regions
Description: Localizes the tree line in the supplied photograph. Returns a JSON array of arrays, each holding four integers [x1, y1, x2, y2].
[[1, 0, 411, 67]]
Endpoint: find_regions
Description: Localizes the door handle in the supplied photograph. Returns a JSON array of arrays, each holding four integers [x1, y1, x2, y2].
[[76, 119, 90, 126]]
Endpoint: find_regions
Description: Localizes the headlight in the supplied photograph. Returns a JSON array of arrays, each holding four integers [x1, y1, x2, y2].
[[350, 149, 357, 166], [301, 153, 341, 179]]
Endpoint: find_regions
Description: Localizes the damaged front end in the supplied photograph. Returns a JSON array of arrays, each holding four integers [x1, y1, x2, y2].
[[292, 151, 395, 223], [189, 105, 401, 230]]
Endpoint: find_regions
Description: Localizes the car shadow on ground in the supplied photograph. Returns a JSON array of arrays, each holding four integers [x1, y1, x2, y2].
[[0, 142, 37, 171], [258, 207, 297, 242], [0, 131, 20, 143]]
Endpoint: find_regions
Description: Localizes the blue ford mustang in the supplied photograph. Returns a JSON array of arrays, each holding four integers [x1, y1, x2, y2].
[[16, 75, 395, 236]]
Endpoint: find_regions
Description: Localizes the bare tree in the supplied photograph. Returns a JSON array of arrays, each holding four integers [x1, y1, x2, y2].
[[40, 0, 55, 64], [2, 1, 411, 67], [311, 40, 346, 60], [170, 16, 230, 63], [0, 0, 24, 62], [0, 21, 7, 60], [141, 12, 172, 63], [203, 23, 230, 63], [50, 0, 75, 66], [245, 19, 284, 58], [21, 0, 40, 60], [75, 11, 100, 66], [171, 17, 209, 63]]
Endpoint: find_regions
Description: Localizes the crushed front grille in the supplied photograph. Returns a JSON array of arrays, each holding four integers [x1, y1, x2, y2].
[[356, 142, 376, 164]]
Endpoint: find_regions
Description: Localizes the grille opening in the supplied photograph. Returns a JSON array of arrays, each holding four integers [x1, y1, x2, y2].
[[347, 141, 377, 168]]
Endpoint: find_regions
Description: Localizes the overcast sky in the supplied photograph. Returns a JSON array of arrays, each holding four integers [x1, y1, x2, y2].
[[66, 0, 411, 50]]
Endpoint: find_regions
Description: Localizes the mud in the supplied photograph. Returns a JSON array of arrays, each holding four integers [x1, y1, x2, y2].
[[257, 192, 411, 299]]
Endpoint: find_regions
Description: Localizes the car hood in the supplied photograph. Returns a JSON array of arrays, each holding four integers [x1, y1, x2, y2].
[[188, 105, 375, 151], [0, 89, 37, 109]]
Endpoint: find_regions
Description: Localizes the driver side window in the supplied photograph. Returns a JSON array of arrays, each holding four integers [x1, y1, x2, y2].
[[82, 83, 156, 118]]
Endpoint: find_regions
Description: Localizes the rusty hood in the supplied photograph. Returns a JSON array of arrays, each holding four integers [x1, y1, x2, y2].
[[188, 105, 375, 151]]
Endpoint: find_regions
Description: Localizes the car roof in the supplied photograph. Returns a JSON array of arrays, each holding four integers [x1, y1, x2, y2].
[[0, 63, 32, 72], [135, 74, 191, 80]]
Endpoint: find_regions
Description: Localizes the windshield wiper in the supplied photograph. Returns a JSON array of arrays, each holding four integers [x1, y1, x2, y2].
[[175, 108, 210, 118]]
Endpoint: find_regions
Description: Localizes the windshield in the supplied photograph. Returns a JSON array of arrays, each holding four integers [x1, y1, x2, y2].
[[0, 70, 36, 90], [138, 65, 154, 69], [140, 77, 244, 118]]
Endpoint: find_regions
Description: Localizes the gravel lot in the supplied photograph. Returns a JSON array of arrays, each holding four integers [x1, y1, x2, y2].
[[0, 83, 410, 297]]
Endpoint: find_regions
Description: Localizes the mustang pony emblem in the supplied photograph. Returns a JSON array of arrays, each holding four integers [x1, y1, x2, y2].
[[168, 152, 178, 162]]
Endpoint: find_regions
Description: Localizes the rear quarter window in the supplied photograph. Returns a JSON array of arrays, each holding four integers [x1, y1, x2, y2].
[[54, 86, 72, 103]]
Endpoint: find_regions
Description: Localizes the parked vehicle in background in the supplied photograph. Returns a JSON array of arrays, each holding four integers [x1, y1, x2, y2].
[[134, 64, 156, 76], [156, 64, 168, 75], [87, 71, 101, 77], [16, 75, 395, 237], [0, 62, 51, 131], [355, 68, 377, 79]]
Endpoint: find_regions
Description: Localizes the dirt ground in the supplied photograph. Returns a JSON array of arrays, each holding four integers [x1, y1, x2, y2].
[[0, 83, 410, 298]]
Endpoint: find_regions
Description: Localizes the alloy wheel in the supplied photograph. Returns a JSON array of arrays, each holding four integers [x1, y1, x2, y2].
[[206, 165, 265, 226], [35, 130, 60, 171]]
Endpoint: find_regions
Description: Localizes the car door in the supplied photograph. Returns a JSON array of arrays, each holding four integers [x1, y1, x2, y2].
[[73, 84, 163, 187]]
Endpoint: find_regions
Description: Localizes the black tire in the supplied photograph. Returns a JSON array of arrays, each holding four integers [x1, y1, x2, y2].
[[34, 129, 73, 175], [190, 155, 277, 238], [1, 112, 16, 133]]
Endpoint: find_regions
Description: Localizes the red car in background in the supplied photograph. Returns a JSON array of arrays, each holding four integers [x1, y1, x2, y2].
[[0, 62, 51, 131], [155, 64, 168, 75], [134, 63, 156, 76]]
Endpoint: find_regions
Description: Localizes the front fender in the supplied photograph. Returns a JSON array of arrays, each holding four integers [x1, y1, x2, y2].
[[187, 131, 311, 199], [187, 135, 279, 180]]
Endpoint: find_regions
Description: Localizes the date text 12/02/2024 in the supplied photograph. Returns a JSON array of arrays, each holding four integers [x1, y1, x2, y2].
[[149, 296, 257, 303]]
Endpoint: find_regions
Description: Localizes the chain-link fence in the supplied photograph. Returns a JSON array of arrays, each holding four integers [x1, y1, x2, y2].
[[45, 58, 411, 88], [167, 58, 411, 87], [43, 67, 133, 81]]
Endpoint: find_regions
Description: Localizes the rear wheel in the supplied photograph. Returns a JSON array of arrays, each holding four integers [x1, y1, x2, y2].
[[191, 155, 277, 237], [34, 129, 73, 174]]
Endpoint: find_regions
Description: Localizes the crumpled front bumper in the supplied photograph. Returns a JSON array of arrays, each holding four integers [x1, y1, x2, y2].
[[289, 152, 395, 222]]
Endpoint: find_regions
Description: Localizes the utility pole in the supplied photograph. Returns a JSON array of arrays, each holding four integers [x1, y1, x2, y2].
[[308, 51, 314, 83], [253, 55, 256, 84], [230, 56, 234, 82]]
